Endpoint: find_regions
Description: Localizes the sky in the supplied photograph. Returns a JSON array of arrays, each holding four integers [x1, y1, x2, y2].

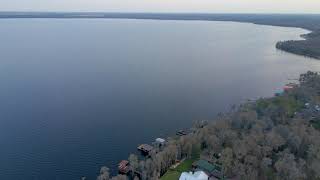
[[1, 0, 320, 14]]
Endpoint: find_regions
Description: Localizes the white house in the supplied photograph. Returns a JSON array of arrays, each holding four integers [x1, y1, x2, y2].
[[179, 171, 209, 180], [155, 138, 165, 144]]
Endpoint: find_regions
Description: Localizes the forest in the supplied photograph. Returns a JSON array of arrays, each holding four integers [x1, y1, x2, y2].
[[90, 71, 320, 180], [276, 31, 320, 60]]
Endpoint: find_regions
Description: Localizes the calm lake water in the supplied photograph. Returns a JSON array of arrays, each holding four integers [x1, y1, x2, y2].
[[0, 19, 320, 180]]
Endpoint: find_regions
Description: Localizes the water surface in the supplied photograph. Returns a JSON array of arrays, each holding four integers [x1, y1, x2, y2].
[[0, 19, 319, 180]]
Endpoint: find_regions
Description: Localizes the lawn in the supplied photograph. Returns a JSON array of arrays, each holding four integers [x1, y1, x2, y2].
[[160, 146, 200, 180], [160, 159, 195, 180], [160, 170, 180, 180], [175, 159, 195, 172]]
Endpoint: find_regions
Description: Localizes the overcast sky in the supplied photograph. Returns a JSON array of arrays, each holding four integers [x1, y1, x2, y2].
[[1, 0, 320, 13]]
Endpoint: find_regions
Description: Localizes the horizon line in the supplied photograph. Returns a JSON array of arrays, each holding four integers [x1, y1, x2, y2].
[[0, 11, 319, 15]]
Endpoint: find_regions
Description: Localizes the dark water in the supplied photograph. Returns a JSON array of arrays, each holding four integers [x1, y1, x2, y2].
[[0, 19, 319, 180]]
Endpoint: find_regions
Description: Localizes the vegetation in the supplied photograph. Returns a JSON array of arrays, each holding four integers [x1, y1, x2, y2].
[[90, 71, 320, 180], [160, 159, 194, 180], [159, 170, 180, 180], [160, 146, 200, 180], [276, 39, 320, 59]]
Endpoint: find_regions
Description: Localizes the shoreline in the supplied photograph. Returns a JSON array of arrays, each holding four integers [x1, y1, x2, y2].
[[94, 71, 320, 180], [1, 13, 320, 60], [2, 13, 319, 179]]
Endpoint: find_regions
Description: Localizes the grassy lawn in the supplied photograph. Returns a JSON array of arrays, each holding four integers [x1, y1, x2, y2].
[[160, 159, 195, 180], [175, 159, 195, 172], [160, 145, 200, 180], [160, 170, 181, 180]]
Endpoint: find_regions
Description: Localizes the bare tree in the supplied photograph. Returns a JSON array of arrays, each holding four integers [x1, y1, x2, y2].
[[275, 152, 306, 180], [220, 147, 234, 176], [97, 166, 110, 180], [129, 154, 139, 176], [111, 175, 127, 180]]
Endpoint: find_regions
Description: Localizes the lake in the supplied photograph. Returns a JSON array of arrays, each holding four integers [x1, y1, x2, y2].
[[0, 19, 319, 180]]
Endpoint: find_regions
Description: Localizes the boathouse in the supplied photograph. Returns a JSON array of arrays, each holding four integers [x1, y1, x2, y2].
[[137, 144, 154, 155], [118, 160, 130, 174], [176, 130, 187, 136]]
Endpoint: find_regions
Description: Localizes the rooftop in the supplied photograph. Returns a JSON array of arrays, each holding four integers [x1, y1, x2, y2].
[[179, 171, 209, 180], [138, 144, 154, 152], [156, 138, 166, 143], [193, 160, 216, 173]]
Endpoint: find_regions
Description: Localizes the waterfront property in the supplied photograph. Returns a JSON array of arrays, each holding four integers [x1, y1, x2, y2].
[[118, 160, 130, 174], [137, 144, 154, 155], [155, 138, 166, 144], [176, 130, 187, 136], [154, 138, 166, 149], [179, 171, 209, 180], [283, 83, 298, 91], [192, 160, 224, 180], [274, 90, 284, 96]]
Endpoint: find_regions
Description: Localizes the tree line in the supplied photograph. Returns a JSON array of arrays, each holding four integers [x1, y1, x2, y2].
[[89, 71, 320, 180]]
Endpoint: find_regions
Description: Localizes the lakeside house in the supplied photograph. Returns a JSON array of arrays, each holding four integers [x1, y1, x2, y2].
[[283, 83, 298, 92], [154, 138, 166, 149], [155, 138, 165, 144], [179, 171, 209, 180], [192, 160, 224, 180], [118, 160, 130, 174], [274, 90, 284, 96]]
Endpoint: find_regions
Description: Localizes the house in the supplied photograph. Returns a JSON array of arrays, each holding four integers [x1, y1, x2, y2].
[[154, 138, 166, 148], [283, 83, 297, 91], [156, 138, 165, 144], [179, 171, 209, 180], [283, 85, 294, 91], [275, 90, 284, 96], [118, 160, 130, 174], [192, 160, 224, 179]]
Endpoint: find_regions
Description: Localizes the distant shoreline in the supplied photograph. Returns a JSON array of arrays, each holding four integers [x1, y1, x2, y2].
[[0, 12, 320, 60], [1, 12, 319, 60]]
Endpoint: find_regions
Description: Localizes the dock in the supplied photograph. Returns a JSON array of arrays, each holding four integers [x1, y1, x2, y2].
[[176, 130, 187, 136], [137, 144, 154, 155]]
